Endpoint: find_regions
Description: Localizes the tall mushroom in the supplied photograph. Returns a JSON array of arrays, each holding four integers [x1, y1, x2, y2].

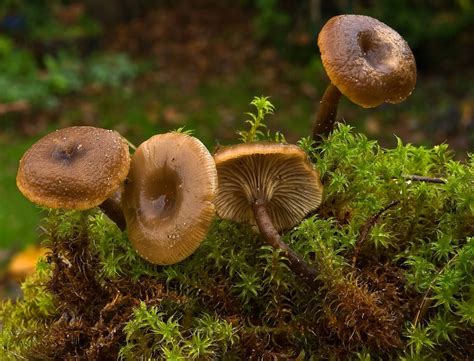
[[121, 132, 217, 265], [214, 142, 323, 287], [16, 126, 130, 229], [312, 15, 417, 142]]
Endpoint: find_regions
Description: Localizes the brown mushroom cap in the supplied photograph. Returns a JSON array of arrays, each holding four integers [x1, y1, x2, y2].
[[122, 132, 217, 265], [16, 126, 130, 210], [318, 15, 416, 108], [214, 142, 323, 231]]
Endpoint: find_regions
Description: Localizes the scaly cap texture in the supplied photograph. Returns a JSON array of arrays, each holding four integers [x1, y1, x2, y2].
[[17, 126, 130, 210], [318, 15, 416, 108]]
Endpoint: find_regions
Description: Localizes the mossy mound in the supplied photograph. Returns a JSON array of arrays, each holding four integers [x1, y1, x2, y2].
[[1, 125, 473, 360]]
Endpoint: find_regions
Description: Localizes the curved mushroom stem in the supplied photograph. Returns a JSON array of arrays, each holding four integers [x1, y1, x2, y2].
[[98, 190, 126, 231], [311, 82, 342, 144], [252, 198, 320, 290]]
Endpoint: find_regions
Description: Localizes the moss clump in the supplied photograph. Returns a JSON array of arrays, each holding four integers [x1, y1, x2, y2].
[[1, 123, 473, 359]]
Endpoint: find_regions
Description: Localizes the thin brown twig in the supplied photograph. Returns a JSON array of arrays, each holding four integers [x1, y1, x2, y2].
[[401, 175, 446, 184], [352, 200, 400, 267]]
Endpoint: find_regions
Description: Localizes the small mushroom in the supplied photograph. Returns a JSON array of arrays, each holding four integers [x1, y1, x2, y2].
[[16, 126, 130, 226], [214, 142, 323, 288], [312, 15, 417, 142], [122, 132, 217, 265]]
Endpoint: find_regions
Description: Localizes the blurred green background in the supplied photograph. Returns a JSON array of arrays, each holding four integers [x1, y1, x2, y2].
[[0, 0, 473, 253]]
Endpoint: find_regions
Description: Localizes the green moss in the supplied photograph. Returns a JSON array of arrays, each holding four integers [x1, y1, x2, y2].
[[1, 123, 472, 359], [0, 259, 56, 360], [118, 302, 238, 360]]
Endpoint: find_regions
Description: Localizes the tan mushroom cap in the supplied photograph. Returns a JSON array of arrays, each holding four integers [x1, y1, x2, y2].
[[16, 126, 130, 210], [214, 142, 323, 231], [122, 132, 217, 265], [318, 15, 416, 108]]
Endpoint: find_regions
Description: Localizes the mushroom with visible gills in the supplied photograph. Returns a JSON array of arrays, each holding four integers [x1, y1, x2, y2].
[[312, 15, 417, 142], [214, 142, 323, 288], [16, 126, 131, 228], [121, 132, 218, 265]]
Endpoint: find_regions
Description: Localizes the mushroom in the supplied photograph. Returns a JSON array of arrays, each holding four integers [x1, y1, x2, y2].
[[214, 142, 323, 287], [16, 126, 130, 228], [312, 15, 417, 142], [121, 132, 217, 265]]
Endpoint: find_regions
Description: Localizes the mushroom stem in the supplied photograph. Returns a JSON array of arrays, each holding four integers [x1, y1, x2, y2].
[[311, 82, 342, 144], [98, 191, 126, 231], [252, 198, 320, 289]]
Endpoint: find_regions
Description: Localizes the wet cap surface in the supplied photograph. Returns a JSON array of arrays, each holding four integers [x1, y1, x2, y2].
[[16, 126, 130, 210], [318, 15, 416, 108], [122, 132, 217, 265], [214, 142, 323, 231]]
